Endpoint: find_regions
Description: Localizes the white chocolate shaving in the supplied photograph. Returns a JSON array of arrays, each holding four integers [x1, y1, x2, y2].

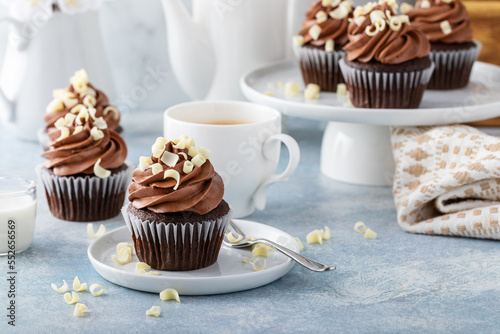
[[354, 221, 367, 233], [364, 228, 377, 239], [152, 141, 166, 158], [308, 24, 322, 41], [137, 268, 147, 275], [54, 117, 69, 129], [197, 146, 211, 160], [83, 94, 96, 108], [163, 169, 181, 190], [188, 146, 199, 158], [304, 83, 320, 100], [70, 104, 86, 115], [73, 126, 83, 135], [103, 106, 120, 120], [316, 10, 327, 23], [73, 303, 88, 317], [89, 283, 104, 297], [440, 20, 452, 35], [93, 116, 108, 130], [159, 288, 180, 302], [306, 230, 324, 244], [135, 262, 151, 273], [94, 158, 111, 178], [253, 258, 266, 271], [420, 0, 430, 8], [183, 161, 194, 174], [330, 0, 341, 7], [72, 276, 87, 292], [63, 98, 79, 109], [53, 88, 73, 99], [140, 156, 153, 164], [160, 151, 179, 167], [226, 232, 243, 244], [46, 98, 64, 113], [57, 127, 70, 141], [400, 2, 413, 13], [323, 226, 331, 240], [329, 4, 349, 20], [87, 107, 97, 121], [325, 39, 334, 52], [178, 152, 188, 160], [87, 223, 106, 239], [264, 91, 275, 97], [112, 247, 133, 265], [80, 86, 96, 98], [292, 35, 305, 47], [76, 110, 89, 125], [322, 0, 332, 6], [191, 154, 206, 168], [140, 161, 150, 171], [241, 257, 252, 263], [151, 163, 163, 175], [146, 306, 161, 317], [294, 237, 304, 251], [284, 82, 301, 98], [156, 137, 168, 144], [146, 271, 160, 276], [51, 280, 69, 294], [64, 113, 77, 125], [252, 245, 268, 257], [183, 135, 195, 149], [64, 291, 79, 305], [173, 138, 187, 149], [70, 69, 89, 93], [337, 83, 347, 96], [116, 242, 133, 254]]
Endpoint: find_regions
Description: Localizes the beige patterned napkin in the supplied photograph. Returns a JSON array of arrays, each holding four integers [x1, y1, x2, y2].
[[392, 125, 500, 240]]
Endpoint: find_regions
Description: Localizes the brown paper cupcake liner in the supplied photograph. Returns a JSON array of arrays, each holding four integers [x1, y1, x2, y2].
[[428, 40, 482, 90], [294, 45, 346, 92], [36, 162, 132, 221], [339, 59, 435, 109], [122, 205, 232, 271]]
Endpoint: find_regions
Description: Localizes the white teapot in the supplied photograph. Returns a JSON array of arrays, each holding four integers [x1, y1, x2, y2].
[[161, 0, 304, 100], [0, 7, 114, 141]]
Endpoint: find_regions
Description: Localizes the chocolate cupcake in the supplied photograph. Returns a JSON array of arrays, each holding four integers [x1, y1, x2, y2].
[[293, 0, 352, 92], [340, 0, 434, 108], [123, 136, 232, 271], [37, 120, 131, 221], [39, 69, 122, 150], [405, 0, 481, 90]]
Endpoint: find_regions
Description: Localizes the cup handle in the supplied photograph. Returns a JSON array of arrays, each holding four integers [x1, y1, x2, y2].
[[252, 133, 300, 211]]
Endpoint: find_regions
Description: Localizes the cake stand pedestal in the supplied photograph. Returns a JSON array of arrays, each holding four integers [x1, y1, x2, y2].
[[241, 60, 500, 186]]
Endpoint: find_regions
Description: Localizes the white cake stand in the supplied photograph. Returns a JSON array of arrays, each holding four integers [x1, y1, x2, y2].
[[240, 60, 500, 186]]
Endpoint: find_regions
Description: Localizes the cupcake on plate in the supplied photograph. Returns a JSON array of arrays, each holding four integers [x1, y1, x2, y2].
[[39, 69, 121, 150], [404, 0, 481, 90], [293, 0, 353, 92], [37, 116, 131, 221], [340, 0, 433, 108], [123, 135, 232, 271]]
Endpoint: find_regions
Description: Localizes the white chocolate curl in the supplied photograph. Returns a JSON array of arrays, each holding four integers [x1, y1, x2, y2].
[[316, 10, 327, 23], [70, 104, 86, 115], [354, 221, 367, 233], [73, 303, 88, 317], [159, 288, 180, 302], [292, 35, 305, 47], [87, 223, 106, 239], [152, 141, 166, 158], [57, 127, 70, 141], [191, 154, 206, 168], [64, 291, 79, 305], [364, 228, 377, 239], [94, 158, 111, 178], [146, 306, 161, 317], [164, 169, 181, 190], [151, 163, 163, 175], [198, 146, 211, 160], [46, 98, 64, 113], [93, 117, 108, 130], [83, 94, 96, 108], [73, 126, 83, 135], [160, 151, 179, 167], [183, 161, 194, 174], [73, 276, 87, 292], [325, 39, 334, 52], [103, 106, 120, 120], [308, 24, 322, 41], [89, 283, 104, 297], [51, 280, 69, 294], [188, 146, 199, 158]]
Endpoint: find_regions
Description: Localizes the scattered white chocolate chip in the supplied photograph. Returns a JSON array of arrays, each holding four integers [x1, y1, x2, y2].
[[46, 98, 64, 113], [354, 221, 367, 233], [295, 237, 304, 251], [253, 258, 267, 271], [72, 276, 87, 292], [87, 223, 106, 239], [73, 303, 88, 318], [191, 154, 206, 168], [103, 106, 120, 120], [188, 146, 199, 158], [152, 141, 166, 158], [64, 291, 79, 305], [264, 91, 275, 97], [146, 306, 161, 317], [159, 288, 180, 302], [400, 2, 413, 13], [163, 169, 181, 190], [364, 228, 377, 239], [325, 39, 335, 52], [316, 10, 327, 23], [73, 126, 83, 135], [160, 151, 179, 167], [57, 127, 70, 141], [151, 163, 163, 175], [94, 158, 111, 178], [440, 20, 452, 35], [198, 146, 211, 160], [304, 83, 321, 100], [308, 24, 322, 41], [284, 82, 301, 98], [83, 94, 96, 108], [89, 283, 104, 297], [51, 280, 69, 294], [420, 0, 430, 8], [306, 230, 324, 244], [337, 83, 347, 96], [183, 161, 194, 174], [227, 232, 243, 244]]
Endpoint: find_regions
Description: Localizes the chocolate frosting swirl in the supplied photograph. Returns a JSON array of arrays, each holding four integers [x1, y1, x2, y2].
[[42, 126, 127, 176], [128, 141, 224, 215], [298, 0, 352, 46], [343, 3, 430, 64], [44, 83, 120, 133], [406, 0, 473, 44]]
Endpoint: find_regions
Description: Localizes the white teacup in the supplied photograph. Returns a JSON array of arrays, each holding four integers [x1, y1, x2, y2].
[[164, 101, 300, 218]]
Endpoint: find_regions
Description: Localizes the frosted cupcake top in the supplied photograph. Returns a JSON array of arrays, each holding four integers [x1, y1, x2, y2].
[[343, 0, 430, 64], [404, 0, 473, 44], [128, 136, 224, 215]]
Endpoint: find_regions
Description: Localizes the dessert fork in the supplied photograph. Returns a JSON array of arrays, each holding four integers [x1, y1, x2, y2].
[[223, 220, 336, 272]]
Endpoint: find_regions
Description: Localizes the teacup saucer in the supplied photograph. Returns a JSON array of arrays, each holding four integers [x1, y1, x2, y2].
[[87, 219, 299, 295]]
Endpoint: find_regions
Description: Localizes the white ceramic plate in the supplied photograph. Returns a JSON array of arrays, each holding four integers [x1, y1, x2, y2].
[[240, 60, 500, 126], [88, 219, 298, 295]]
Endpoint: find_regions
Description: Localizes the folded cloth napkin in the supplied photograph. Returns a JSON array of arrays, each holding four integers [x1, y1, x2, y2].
[[392, 125, 500, 240]]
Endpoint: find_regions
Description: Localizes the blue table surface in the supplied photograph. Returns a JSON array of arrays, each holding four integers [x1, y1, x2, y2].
[[0, 112, 499, 334]]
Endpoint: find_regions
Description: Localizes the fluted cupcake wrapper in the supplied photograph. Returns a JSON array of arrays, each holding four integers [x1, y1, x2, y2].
[[339, 59, 435, 109], [122, 205, 232, 271], [294, 45, 346, 92], [36, 162, 132, 222], [428, 40, 482, 90]]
